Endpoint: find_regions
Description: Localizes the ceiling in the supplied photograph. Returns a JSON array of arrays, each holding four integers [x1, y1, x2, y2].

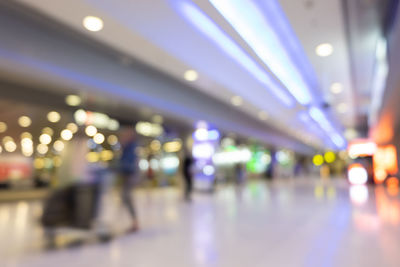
[[8, 0, 381, 150]]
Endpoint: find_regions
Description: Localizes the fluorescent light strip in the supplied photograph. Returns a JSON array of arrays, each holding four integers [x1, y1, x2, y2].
[[178, 2, 294, 107], [309, 107, 346, 148], [369, 38, 389, 126], [209, 0, 312, 105]]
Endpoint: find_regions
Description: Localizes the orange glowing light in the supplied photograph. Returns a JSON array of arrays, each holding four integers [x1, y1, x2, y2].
[[373, 145, 398, 184], [375, 186, 400, 224], [386, 177, 399, 187], [374, 168, 387, 184], [388, 186, 399, 196]]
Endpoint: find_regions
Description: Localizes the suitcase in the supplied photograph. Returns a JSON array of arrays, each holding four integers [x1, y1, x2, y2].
[[42, 183, 100, 229]]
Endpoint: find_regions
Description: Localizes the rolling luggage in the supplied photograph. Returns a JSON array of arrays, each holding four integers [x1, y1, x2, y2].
[[42, 183, 100, 229]]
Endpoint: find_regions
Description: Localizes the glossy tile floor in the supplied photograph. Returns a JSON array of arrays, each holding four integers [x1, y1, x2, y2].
[[2, 178, 400, 267]]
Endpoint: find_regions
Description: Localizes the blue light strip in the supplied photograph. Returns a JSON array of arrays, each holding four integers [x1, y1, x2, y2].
[[309, 107, 346, 149], [178, 1, 294, 107], [209, 0, 313, 105]]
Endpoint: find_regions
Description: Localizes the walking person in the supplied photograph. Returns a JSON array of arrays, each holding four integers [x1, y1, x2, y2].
[[183, 150, 194, 201], [119, 127, 139, 232]]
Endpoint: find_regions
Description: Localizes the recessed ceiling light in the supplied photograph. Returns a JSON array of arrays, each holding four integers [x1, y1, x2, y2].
[[47, 111, 61, 123], [231, 95, 243, 106], [345, 128, 358, 140], [0, 122, 7, 133], [93, 133, 105, 144], [67, 123, 78, 134], [184, 70, 198, 81], [258, 111, 268, 121], [18, 116, 31, 127], [85, 125, 97, 137], [61, 129, 73, 141], [65, 95, 82, 106], [83, 16, 104, 32], [337, 103, 348, 113], [316, 43, 333, 57], [330, 83, 343, 94]]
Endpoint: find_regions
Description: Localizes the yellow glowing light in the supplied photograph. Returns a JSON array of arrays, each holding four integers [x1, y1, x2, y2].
[[345, 128, 358, 140], [85, 125, 97, 137], [314, 185, 324, 199], [4, 141, 17, 152], [21, 132, 32, 139], [42, 127, 54, 136], [21, 138, 33, 148], [60, 129, 73, 141], [44, 158, 53, 169], [67, 123, 78, 133], [100, 150, 114, 161], [150, 140, 161, 151], [39, 133, 52, 145], [231, 95, 243, 106], [22, 148, 33, 157], [83, 16, 104, 32], [74, 109, 87, 125], [47, 111, 61, 123], [65, 95, 82, 106], [315, 43, 333, 57], [108, 119, 120, 131], [37, 144, 48, 154], [163, 141, 182, 153], [0, 146, 2, 154], [34, 158, 44, 169], [152, 115, 164, 124], [2, 136, 13, 143], [0, 122, 7, 133], [53, 156, 62, 167], [327, 187, 336, 199], [107, 135, 118, 146], [313, 154, 324, 166], [86, 152, 100, 162], [18, 116, 31, 127], [93, 133, 105, 144], [324, 151, 336, 163], [184, 69, 198, 81], [53, 140, 65, 152]]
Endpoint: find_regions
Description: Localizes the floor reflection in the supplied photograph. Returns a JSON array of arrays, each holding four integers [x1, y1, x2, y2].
[[1, 178, 400, 267]]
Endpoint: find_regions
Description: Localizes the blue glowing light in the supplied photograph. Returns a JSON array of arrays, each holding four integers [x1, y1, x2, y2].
[[178, 1, 294, 107], [209, 0, 313, 105], [309, 107, 346, 148], [208, 129, 220, 140]]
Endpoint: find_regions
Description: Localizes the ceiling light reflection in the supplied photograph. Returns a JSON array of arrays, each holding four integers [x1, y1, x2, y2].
[[184, 70, 198, 81], [18, 116, 31, 127], [209, 0, 313, 105], [178, 2, 294, 107], [65, 95, 82, 106], [316, 43, 334, 57], [83, 16, 104, 32], [47, 111, 61, 123]]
